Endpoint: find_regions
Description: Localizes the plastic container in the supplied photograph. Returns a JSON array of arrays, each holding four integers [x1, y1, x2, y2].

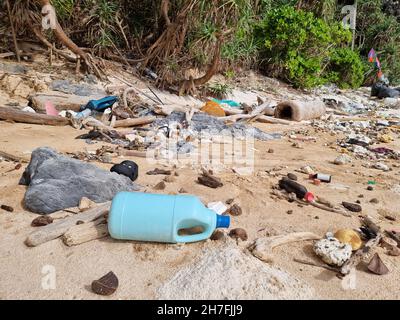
[[310, 173, 332, 183], [108, 192, 230, 243], [74, 108, 92, 120]]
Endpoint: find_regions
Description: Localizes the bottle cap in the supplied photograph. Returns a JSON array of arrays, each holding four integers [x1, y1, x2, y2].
[[216, 215, 230, 228], [304, 192, 315, 203]]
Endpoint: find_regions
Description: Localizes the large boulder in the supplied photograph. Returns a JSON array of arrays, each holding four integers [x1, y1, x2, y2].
[[20, 147, 140, 214]]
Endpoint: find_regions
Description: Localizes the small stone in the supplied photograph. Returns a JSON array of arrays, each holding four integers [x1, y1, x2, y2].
[[178, 188, 187, 194], [229, 228, 248, 241], [388, 247, 400, 257], [154, 181, 166, 190], [358, 194, 364, 198], [287, 210, 293, 215], [226, 198, 234, 205], [227, 204, 242, 216], [198, 173, 223, 189], [334, 154, 352, 165], [78, 197, 96, 212], [356, 200, 361, 204], [91, 271, 119, 296], [373, 162, 390, 172], [385, 215, 396, 222], [367, 253, 389, 275], [0, 205, 14, 212], [370, 198, 379, 204], [210, 230, 225, 241], [367, 186, 374, 191], [31, 215, 54, 227], [287, 173, 298, 181], [342, 202, 362, 213], [380, 237, 398, 251], [314, 216, 320, 220], [299, 166, 315, 175], [268, 149, 274, 154]]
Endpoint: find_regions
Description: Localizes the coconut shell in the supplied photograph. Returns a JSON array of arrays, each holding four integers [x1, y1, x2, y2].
[[334, 229, 363, 251]]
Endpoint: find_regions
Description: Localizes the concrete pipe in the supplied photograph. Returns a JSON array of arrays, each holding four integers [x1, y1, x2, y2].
[[274, 100, 326, 122]]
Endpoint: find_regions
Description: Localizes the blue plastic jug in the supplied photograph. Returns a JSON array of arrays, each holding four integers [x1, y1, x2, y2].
[[108, 192, 230, 243]]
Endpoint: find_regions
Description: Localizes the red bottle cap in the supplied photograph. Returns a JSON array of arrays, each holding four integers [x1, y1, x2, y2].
[[304, 192, 315, 203]]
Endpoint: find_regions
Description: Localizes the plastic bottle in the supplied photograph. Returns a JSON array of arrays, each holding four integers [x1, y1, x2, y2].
[[279, 177, 308, 199], [108, 192, 230, 243], [74, 108, 92, 119]]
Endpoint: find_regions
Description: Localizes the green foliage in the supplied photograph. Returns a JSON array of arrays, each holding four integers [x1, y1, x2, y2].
[[356, 0, 400, 84], [255, 5, 359, 88], [51, 0, 75, 19], [206, 82, 233, 98], [327, 48, 366, 89]]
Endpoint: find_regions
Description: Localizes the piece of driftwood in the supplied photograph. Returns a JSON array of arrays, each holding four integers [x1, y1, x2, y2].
[[293, 258, 339, 272], [198, 170, 223, 188], [249, 232, 320, 263], [340, 217, 383, 275], [25, 202, 110, 247], [309, 200, 351, 217], [0, 53, 15, 59], [0, 150, 29, 163], [153, 104, 191, 116], [221, 106, 244, 116], [0, 107, 69, 126], [113, 116, 156, 128], [340, 234, 382, 275], [62, 218, 109, 246], [222, 113, 292, 125], [116, 149, 147, 158]]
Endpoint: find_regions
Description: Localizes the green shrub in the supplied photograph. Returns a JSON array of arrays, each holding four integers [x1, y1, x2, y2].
[[255, 6, 356, 88], [356, 0, 400, 85], [327, 48, 366, 89]]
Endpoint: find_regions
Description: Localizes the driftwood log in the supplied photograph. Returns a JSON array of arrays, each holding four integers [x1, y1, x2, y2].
[[0, 107, 69, 126], [62, 218, 109, 246], [25, 202, 110, 247], [249, 232, 320, 263], [113, 116, 156, 128], [0, 151, 29, 163]]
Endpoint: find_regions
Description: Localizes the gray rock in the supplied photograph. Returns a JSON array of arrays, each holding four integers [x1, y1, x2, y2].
[[153, 112, 281, 141], [50, 80, 105, 97], [0, 62, 28, 74], [334, 154, 352, 165], [20, 147, 140, 214]]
